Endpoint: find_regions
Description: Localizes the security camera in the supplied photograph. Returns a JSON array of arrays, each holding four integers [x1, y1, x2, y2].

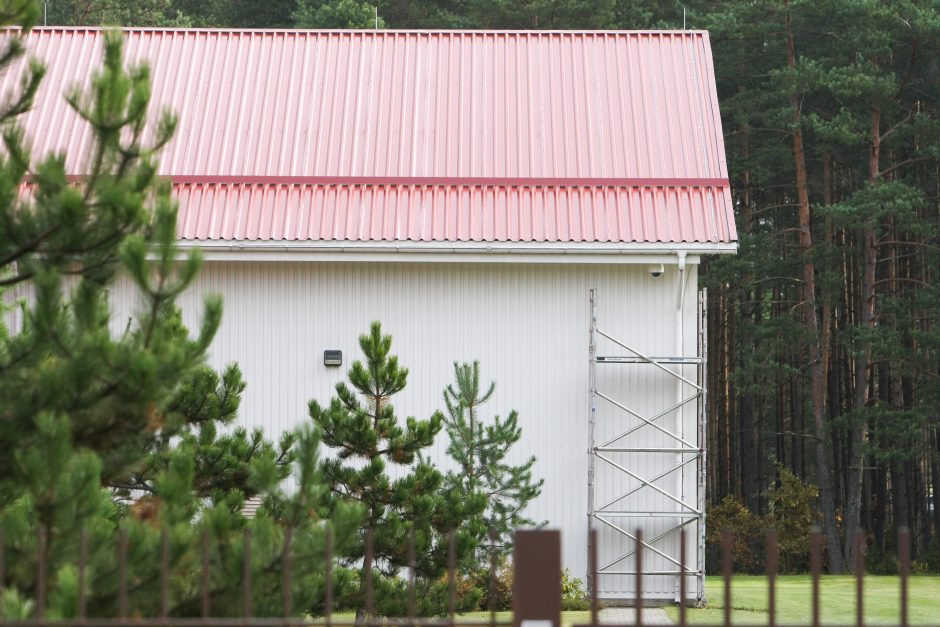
[[648, 263, 665, 278]]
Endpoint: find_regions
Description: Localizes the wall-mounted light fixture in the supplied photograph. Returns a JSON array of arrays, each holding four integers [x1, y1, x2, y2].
[[323, 350, 343, 367]]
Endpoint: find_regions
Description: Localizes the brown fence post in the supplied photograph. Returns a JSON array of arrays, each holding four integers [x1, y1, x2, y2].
[[589, 528, 599, 627], [160, 527, 169, 620], [899, 527, 910, 627], [201, 528, 210, 619], [513, 529, 561, 627], [36, 527, 46, 621], [407, 529, 416, 623], [679, 529, 687, 627], [325, 527, 334, 627], [721, 529, 733, 627], [78, 528, 87, 622], [118, 528, 128, 622], [364, 528, 374, 621], [447, 530, 457, 625], [634, 528, 643, 626], [282, 526, 293, 617], [810, 526, 821, 627], [243, 527, 253, 620], [766, 529, 778, 627], [0, 528, 5, 598], [855, 530, 865, 627], [489, 528, 498, 627]]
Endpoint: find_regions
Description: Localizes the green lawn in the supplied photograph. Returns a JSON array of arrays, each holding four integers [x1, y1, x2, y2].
[[326, 610, 592, 627], [460, 611, 592, 627], [322, 583, 940, 627], [663, 575, 940, 625]]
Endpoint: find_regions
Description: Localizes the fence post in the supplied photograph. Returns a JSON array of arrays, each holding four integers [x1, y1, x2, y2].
[[810, 527, 823, 627], [589, 528, 599, 627], [899, 527, 910, 627], [78, 529, 87, 622], [36, 527, 46, 621], [634, 528, 643, 626], [513, 530, 561, 627], [855, 530, 865, 627], [0, 528, 5, 598], [721, 529, 733, 627], [766, 529, 778, 627]]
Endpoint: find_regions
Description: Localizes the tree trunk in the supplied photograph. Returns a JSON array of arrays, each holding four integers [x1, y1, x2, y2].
[[741, 383, 760, 511], [707, 285, 722, 504], [726, 291, 737, 497], [933, 428, 940, 543], [888, 231, 909, 541], [873, 463, 887, 554], [739, 158, 760, 511], [784, 5, 845, 573], [845, 107, 881, 570], [893, 460, 910, 537]]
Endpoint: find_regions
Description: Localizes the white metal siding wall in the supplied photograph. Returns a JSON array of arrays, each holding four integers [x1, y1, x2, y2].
[[106, 259, 700, 599]]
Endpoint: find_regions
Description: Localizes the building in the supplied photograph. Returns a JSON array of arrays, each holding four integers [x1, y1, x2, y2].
[[7, 27, 736, 602]]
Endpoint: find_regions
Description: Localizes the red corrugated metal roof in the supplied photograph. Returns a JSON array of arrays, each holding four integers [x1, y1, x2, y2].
[[175, 181, 733, 244], [5, 28, 736, 247]]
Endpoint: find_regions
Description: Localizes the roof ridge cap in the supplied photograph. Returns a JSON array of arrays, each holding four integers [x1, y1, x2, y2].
[[12, 26, 709, 36]]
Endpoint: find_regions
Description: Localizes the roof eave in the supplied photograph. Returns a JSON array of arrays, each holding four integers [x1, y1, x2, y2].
[[178, 240, 738, 264]]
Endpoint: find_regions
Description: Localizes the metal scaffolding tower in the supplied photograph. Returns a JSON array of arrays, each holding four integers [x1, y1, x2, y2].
[[587, 286, 707, 602]]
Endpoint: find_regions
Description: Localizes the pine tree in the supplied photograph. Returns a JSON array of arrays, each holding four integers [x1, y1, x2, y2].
[[41, 0, 191, 26], [442, 361, 544, 557], [0, 16, 359, 618], [224, 0, 297, 27], [309, 322, 485, 615], [293, 0, 384, 28]]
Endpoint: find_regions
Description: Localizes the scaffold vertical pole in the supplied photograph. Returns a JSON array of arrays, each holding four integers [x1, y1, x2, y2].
[[587, 288, 598, 598], [698, 288, 708, 602]]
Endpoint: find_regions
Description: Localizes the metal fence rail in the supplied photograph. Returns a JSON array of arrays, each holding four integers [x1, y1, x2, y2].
[[0, 525, 918, 627], [585, 527, 914, 627], [0, 526, 512, 627]]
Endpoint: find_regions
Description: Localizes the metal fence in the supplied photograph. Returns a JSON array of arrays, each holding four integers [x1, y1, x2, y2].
[[583, 527, 915, 627], [0, 526, 513, 627], [0, 526, 919, 627]]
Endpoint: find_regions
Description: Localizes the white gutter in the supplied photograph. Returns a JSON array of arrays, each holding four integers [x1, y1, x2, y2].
[[176, 240, 737, 264]]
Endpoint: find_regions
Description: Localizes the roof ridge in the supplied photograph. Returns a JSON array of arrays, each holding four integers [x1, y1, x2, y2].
[[12, 26, 709, 36]]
